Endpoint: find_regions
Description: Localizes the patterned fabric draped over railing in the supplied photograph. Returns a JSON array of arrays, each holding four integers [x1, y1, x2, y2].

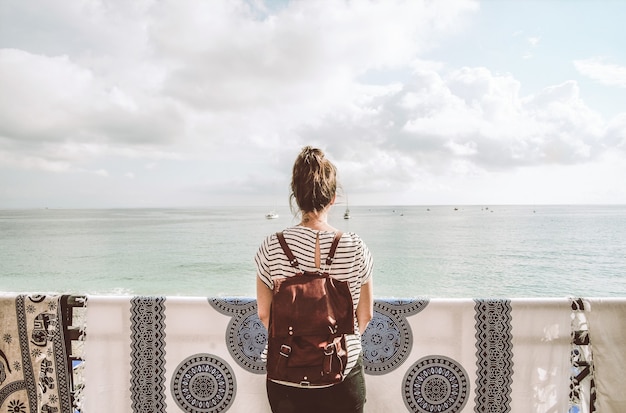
[[1, 294, 625, 413], [0, 295, 81, 413]]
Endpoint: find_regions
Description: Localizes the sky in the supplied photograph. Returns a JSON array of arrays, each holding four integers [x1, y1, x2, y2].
[[1, 0, 625, 208]]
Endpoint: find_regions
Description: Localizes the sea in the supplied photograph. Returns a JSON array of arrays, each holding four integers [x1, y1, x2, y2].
[[1, 205, 625, 299]]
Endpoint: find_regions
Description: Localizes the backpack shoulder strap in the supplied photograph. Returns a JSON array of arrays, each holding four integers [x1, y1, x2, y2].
[[325, 231, 343, 266], [276, 232, 300, 270], [277, 230, 344, 270]]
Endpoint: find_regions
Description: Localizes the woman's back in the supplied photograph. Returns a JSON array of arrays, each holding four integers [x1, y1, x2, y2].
[[255, 146, 373, 412], [256, 226, 372, 313]]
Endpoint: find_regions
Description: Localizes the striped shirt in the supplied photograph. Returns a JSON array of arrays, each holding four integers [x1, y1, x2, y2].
[[255, 225, 373, 386]]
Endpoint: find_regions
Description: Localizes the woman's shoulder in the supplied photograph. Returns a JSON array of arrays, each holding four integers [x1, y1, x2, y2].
[[258, 232, 280, 251], [340, 231, 363, 240], [338, 231, 368, 248]]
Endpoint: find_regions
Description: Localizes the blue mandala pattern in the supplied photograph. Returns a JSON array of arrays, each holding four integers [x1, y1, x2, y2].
[[212, 298, 268, 374], [403, 355, 469, 413], [218, 298, 427, 375], [171, 354, 236, 413], [208, 298, 256, 315], [226, 305, 267, 373], [375, 298, 429, 316], [361, 299, 428, 374], [361, 305, 410, 374]]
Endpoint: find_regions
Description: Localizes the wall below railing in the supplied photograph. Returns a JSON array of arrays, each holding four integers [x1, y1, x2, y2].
[[1, 294, 624, 413]]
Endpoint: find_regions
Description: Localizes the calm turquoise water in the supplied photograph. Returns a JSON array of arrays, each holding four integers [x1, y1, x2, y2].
[[1, 205, 625, 298]]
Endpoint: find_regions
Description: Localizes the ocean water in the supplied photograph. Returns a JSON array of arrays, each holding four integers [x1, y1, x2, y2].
[[1, 205, 625, 298]]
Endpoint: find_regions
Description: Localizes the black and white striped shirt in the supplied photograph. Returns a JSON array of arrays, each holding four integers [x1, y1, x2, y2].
[[255, 225, 373, 382]]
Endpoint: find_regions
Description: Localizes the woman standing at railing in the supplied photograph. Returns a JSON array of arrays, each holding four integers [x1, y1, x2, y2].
[[255, 146, 374, 413]]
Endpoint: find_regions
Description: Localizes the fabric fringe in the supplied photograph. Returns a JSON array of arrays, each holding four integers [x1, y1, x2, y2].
[[71, 296, 87, 413], [570, 297, 597, 413]]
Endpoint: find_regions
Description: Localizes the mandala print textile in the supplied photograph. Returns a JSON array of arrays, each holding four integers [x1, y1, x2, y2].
[[366, 298, 575, 413], [396, 299, 477, 413], [74, 296, 622, 412], [0, 294, 74, 413], [473, 299, 513, 411], [82, 296, 266, 413], [362, 299, 474, 412]]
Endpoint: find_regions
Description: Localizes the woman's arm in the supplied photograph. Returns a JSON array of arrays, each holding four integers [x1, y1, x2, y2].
[[256, 276, 273, 330], [355, 279, 373, 334]]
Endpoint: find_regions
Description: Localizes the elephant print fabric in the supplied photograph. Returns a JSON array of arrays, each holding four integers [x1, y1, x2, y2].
[[0, 295, 74, 413]]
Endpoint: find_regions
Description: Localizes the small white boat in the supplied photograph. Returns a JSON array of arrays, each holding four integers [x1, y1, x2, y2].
[[265, 211, 279, 219], [343, 208, 350, 219]]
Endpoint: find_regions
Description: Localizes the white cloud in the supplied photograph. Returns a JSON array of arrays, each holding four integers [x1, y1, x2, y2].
[[1, 0, 480, 172], [446, 140, 478, 156], [0, 0, 625, 207], [377, 69, 605, 169], [0, 50, 182, 141], [286, 62, 616, 202], [574, 58, 626, 88], [604, 113, 626, 150], [528, 36, 541, 47]]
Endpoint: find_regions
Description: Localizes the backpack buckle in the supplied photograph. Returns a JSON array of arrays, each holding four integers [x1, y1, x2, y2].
[[280, 344, 292, 358]]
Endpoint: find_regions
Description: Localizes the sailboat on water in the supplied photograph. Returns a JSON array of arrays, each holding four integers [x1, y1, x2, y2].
[[343, 195, 350, 219]]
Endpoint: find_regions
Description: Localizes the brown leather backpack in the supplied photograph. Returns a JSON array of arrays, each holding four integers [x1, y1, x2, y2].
[[266, 231, 355, 386]]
